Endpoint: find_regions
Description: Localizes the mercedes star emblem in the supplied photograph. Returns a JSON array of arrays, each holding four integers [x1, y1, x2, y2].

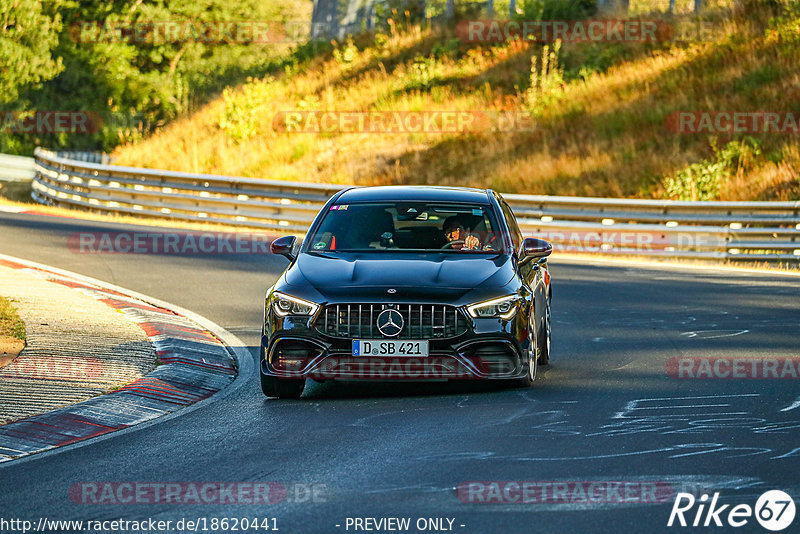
[[376, 308, 404, 337]]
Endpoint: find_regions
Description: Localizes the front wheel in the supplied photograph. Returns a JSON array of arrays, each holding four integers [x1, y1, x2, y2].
[[515, 313, 538, 388], [538, 296, 551, 366], [261, 372, 305, 398]]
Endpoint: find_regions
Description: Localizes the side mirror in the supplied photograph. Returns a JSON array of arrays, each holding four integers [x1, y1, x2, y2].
[[521, 237, 552, 262], [270, 235, 297, 262]]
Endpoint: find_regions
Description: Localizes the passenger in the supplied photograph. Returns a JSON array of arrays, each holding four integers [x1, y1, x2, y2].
[[442, 216, 495, 251]]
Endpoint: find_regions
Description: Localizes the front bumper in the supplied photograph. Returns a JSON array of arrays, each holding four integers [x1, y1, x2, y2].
[[260, 329, 531, 382]]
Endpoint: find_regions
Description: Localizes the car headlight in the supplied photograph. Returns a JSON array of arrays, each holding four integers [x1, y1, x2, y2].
[[271, 291, 320, 317], [466, 295, 521, 320]]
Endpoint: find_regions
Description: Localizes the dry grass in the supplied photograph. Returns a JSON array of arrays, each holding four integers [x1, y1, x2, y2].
[[111, 2, 800, 200], [0, 296, 25, 341]]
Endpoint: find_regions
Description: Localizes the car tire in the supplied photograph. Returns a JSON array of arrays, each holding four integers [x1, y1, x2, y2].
[[515, 312, 538, 388], [261, 372, 305, 398], [537, 296, 551, 366]]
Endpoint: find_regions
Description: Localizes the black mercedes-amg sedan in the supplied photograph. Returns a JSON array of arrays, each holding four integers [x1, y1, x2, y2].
[[260, 186, 552, 398]]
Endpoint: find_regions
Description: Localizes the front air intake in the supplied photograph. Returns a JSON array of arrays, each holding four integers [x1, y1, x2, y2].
[[316, 303, 469, 339]]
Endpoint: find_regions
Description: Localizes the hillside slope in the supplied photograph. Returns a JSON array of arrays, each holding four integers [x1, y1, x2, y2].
[[112, 2, 800, 200]]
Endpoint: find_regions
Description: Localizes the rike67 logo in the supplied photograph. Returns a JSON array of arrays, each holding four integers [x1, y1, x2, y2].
[[668, 490, 796, 531]]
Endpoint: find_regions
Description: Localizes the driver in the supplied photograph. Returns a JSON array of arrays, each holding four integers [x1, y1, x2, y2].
[[443, 216, 491, 251]]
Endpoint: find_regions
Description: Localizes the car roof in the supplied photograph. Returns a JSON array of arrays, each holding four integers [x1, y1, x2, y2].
[[336, 186, 493, 204]]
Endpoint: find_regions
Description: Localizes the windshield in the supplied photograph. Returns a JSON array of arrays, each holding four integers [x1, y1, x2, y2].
[[306, 202, 506, 253]]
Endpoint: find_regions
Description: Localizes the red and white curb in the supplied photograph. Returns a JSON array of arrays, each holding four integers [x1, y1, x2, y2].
[[0, 255, 242, 462], [0, 205, 71, 217]]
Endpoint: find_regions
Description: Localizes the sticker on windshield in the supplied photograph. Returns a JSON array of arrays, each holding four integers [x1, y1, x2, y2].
[[330, 204, 348, 211], [313, 242, 326, 249], [472, 208, 483, 216]]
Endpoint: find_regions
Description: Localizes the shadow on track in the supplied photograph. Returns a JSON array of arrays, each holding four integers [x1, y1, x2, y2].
[[258, 365, 553, 401]]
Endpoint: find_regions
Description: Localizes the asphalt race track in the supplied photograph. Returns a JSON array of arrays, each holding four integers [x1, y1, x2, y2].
[[0, 211, 799, 533]]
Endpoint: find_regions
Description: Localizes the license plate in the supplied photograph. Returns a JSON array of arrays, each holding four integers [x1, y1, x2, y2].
[[352, 340, 429, 357]]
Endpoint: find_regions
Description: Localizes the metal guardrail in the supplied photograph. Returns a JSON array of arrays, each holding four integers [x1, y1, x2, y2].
[[52, 151, 111, 165], [31, 148, 344, 232], [28, 148, 800, 262], [0, 154, 35, 182]]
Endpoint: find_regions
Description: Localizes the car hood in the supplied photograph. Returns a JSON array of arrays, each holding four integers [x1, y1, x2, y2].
[[283, 251, 516, 303]]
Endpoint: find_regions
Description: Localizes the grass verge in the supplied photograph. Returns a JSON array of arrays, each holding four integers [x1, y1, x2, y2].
[[111, 2, 800, 201], [0, 296, 26, 341]]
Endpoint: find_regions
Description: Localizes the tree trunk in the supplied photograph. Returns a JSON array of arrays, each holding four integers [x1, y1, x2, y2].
[[366, 0, 374, 30], [311, 0, 339, 40]]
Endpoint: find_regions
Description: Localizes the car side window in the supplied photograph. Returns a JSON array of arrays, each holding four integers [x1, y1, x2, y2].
[[499, 200, 522, 252]]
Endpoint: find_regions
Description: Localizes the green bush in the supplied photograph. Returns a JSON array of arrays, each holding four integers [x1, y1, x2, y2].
[[525, 40, 565, 116], [333, 37, 358, 65], [407, 55, 441, 90], [664, 137, 763, 200], [431, 38, 461, 59], [218, 79, 274, 143]]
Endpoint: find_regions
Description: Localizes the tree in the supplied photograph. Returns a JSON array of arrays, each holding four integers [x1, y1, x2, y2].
[[1, 0, 302, 153], [0, 0, 63, 104]]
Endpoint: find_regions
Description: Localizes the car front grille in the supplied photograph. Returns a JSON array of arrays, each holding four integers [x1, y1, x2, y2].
[[315, 303, 469, 339]]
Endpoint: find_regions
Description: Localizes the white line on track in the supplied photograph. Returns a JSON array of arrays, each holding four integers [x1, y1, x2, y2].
[[0, 206, 26, 213], [781, 397, 800, 412], [553, 254, 800, 278]]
